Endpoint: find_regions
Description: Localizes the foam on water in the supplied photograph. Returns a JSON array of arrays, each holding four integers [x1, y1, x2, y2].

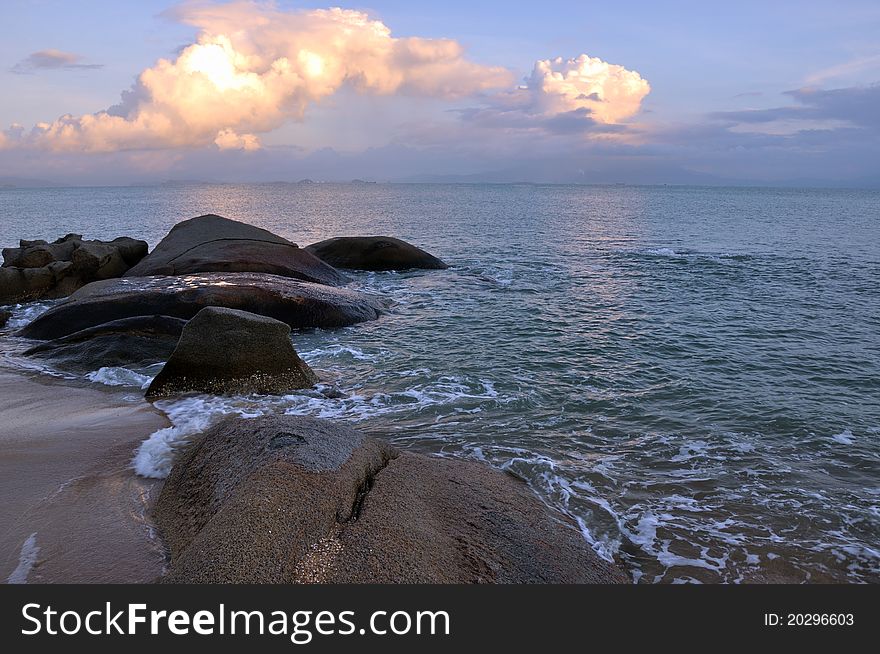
[[2, 301, 55, 330], [829, 429, 855, 445], [86, 366, 154, 389], [132, 396, 266, 479], [7, 533, 39, 584]]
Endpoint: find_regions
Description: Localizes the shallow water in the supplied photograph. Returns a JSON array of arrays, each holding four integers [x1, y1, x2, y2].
[[1, 183, 879, 583]]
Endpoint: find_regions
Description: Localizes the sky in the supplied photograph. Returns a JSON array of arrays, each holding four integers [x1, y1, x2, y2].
[[1, 0, 879, 186]]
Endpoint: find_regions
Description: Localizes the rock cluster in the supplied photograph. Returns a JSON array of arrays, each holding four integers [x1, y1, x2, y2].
[[0, 233, 147, 303], [3, 214, 629, 583]]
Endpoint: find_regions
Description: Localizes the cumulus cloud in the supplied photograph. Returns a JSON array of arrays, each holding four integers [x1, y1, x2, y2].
[[458, 53, 650, 136], [10, 49, 103, 74], [527, 55, 650, 124], [3, 1, 512, 153]]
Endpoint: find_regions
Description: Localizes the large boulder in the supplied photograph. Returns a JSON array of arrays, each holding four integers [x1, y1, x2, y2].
[[305, 236, 448, 271], [0, 233, 148, 303], [154, 415, 626, 584], [24, 315, 186, 373], [19, 272, 386, 341], [146, 307, 318, 398], [125, 214, 349, 286]]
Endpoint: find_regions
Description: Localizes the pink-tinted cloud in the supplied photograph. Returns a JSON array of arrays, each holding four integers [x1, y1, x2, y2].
[[3, 2, 512, 153]]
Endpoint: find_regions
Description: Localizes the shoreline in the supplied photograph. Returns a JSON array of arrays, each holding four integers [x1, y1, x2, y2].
[[0, 369, 170, 583]]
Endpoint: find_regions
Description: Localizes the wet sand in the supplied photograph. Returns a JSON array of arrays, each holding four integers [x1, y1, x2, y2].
[[0, 370, 170, 583]]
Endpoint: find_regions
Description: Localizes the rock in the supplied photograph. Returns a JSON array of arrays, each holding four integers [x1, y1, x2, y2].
[[154, 415, 626, 584], [125, 214, 349, 286], [24, 315, 186, 373], [305, 236, 448, 271], [0, 233, 148, 303], [110, 237, 149, 267], [0, 266, 58, 303], [70, 241, 129, 280], [0, 309, 11, 328], [19, 272, 385, 341], [146, 307, 318, 398]]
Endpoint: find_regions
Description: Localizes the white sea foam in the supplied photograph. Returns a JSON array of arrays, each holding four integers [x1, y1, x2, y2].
[[829, 429, 855, 445], [641, 247, 680, 257], [299, 344, 387, 363], [86, 366, 154, 389], [7, 533, 39, 584], [132, 396, 265, 479], [2, 301, 54, 330]]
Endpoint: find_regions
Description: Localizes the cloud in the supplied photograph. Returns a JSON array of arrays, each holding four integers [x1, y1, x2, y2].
[[526, 55, 650, 124], [2, 1, 512, 153], [806, 53, 880, 86], [712, 83, 880, 130], [458, 54, 650, 136], [10, 49, 103, 74]]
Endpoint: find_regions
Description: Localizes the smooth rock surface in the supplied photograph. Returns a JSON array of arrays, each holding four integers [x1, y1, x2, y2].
[[154, 415, 626, 584], [24, 315, 186, 373], [306, 236, 448, 271], [125, 214, 349, 286], [19, 272, 386, 341], [146, 307, 318, 398]]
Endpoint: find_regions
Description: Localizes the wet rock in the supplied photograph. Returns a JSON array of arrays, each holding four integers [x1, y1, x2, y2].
[[155, 415, 626, 584], [19, 272, 385, 341], [24, 315, 186, 373], [0, 309, 11, 328], [146, 307, 318, 398], [125, 214, 349, 286], [305, 236, 448, 271]]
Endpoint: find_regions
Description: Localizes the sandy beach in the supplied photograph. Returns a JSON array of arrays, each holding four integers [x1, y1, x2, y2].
[[0, 370, 169, 583]]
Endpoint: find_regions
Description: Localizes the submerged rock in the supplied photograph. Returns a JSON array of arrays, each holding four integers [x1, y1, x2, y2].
[[154, 415, 626, 584], [146, 307, 318, 398], [305, 236, 448, 271], [125, 214, 349, 286], [19, 272, 385, 341], [0, 233, 148, 303], [24, 315, 186, 373]]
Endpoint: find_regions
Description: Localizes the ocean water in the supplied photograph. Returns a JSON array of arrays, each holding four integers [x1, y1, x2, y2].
[[1, 182, 878, 583]]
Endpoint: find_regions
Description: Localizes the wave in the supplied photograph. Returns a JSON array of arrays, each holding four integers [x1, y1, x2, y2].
[[620, 247, 753, 263], [7, 533, 39, 584], [86, 366, 154, 389], [1, 300, 55, 330], [132, 396, 266, 479]]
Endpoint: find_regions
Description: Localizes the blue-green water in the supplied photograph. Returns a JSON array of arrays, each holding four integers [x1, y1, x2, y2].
[[1, 183, 878, 583]]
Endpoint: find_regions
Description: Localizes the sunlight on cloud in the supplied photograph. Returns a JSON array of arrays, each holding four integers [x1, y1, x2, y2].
[[528, 55, 651, 124], [2, 1, 512, 153]]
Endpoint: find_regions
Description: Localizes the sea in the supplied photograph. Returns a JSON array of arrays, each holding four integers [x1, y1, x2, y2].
[[1, 182, 878, 583]]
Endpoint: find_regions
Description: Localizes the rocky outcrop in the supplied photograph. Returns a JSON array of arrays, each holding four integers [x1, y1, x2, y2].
[[146, 307, 317, 398], [0, 309, 10, 328], [19, 272, 386, 341], [0, 234, 148, 303], [125, 214, 349, 286], [154, 415, 626, 584], [24, 315, 186, 373], [305, 236, 448, 271]]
